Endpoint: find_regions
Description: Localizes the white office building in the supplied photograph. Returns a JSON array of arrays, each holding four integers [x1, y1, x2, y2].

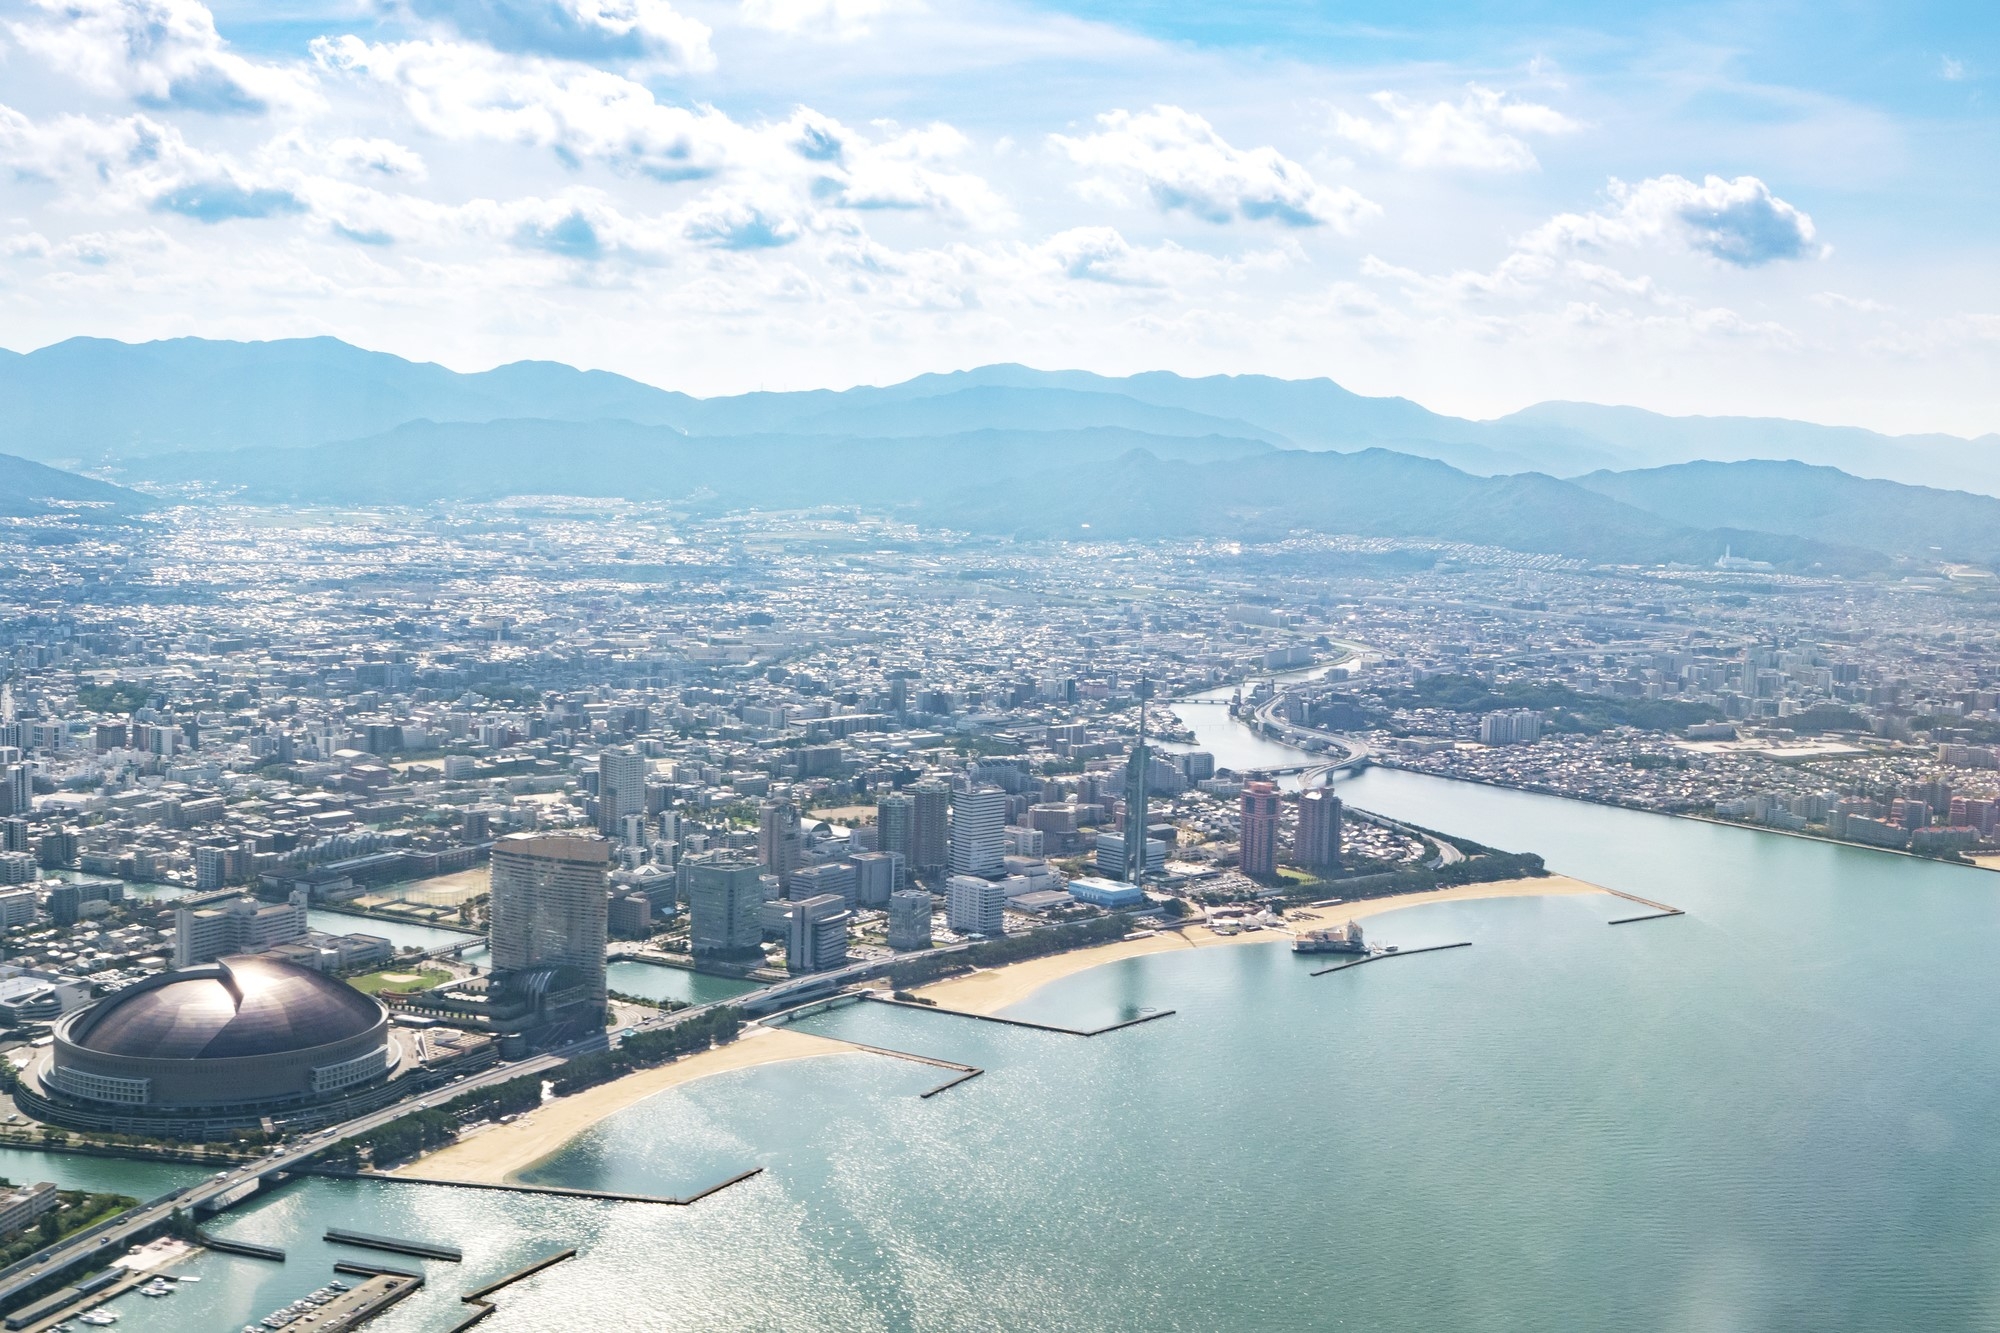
[[946, 875, 1005, 936], [949, 785, 1008, 878]]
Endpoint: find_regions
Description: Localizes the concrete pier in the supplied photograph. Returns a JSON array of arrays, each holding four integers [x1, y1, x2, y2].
[[1311, 941, 1471, 977], [325, 1228, 463, 1262], [446, 1248, 578, 1333], [304, 1165, 762, 1206], [866, 995, 1176, 1037]]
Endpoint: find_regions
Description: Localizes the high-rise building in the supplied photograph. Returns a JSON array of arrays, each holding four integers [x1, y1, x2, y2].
[[786, 893, 850, 973], [489, 832, 610, 1009], [597, 748, 648, 837], [173, 889, 310, 967], [909, 782, 950, 879], [1294, 789, 1343, 873], [687, 855, 766, 964], [876, 792, 914, 866], [0, 762, 29, 819], [1478, 710, 1544, 746], [887, 890, 932, 950], [1121, 683, 1152, 884], [194, 846, 229, 891], [946, 874, 1005, 936], [1239, 781, 1281, 879], [949, 785, 1007, 878], [758, 799, 802, 888], [850, 850, 902, 906]]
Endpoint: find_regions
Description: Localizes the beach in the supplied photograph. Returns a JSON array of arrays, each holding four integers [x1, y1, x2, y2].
[[401, 874, 1610, 1183], [399, 1025, 867, 1184], [912, 874, 1611, 1014]]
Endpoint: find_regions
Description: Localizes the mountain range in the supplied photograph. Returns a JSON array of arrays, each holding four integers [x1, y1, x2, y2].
[[2, 335, 1997, 573], [4, 336, 1996, 494]]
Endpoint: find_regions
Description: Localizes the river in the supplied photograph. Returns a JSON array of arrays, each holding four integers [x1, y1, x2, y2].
[[25, 709, 2000, 1330]]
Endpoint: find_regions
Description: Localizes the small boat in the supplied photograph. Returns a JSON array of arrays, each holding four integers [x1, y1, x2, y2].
[[179, 1275, 201, 1282]]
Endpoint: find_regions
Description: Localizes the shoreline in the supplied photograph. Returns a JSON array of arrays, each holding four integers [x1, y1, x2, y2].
[[395, 1026, 866, 1185], [912, 874, 1611, 1015], [396, 874, 1610, 1184]]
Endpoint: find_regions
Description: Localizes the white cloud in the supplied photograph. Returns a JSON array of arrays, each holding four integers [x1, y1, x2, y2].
[[739, 0, 888, 38], [1331, 85, 1577, 171], [1941, 56, 1967, 81], [7, 0, 319, 115], [1524, 173, 1821, 268], [313, 36, 751, 180], [1051, 105, 1376, 230], [0, 103, 305, 221], [323, 137, 429, 182], [397, 0, 713, 71]]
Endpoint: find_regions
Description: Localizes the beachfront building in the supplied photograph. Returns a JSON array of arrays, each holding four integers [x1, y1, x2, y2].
[[787, 893, 850, 972], [946, 875, 1005, 936], [489, 831, 610, 1012], [1294, 789, 1343, 873], [1240, 782, 1281, 879], [1093, 831, 1165, 879], [949, 785, 1008, 877], [688, 855, 767, 964], [888, 890, 933, 950], [1067, 876, 1146, 910]]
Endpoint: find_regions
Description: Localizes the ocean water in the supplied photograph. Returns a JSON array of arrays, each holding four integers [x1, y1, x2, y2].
[[50, 768, 2000, 1331]]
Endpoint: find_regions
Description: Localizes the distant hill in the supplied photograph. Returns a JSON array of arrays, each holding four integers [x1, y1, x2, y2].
[[125, 419, 1279, 506], [1506, 402, 2000, 495], [1572, 459, 2000, 565], [0, 451, 145, 516], [0, 337, 695, 463], [7, 334, 1996, 499], [127, 420, 1883, 572]]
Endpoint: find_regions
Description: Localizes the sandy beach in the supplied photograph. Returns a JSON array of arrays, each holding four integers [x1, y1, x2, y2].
[[402, 874, 1610, 1182], [400, 1025, 865, 1184], [912, 874, 1612, 1015]]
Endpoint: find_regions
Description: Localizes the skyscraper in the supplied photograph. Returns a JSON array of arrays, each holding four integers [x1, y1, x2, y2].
[[1294, 789, 1343, 874], [758, 798, 802, 888], [489, 832, 610, 1008], [1239, 781, 1281, 879], [597, 747, 648, 837], [1122, 680, 1152, 884], [949, 785, 1007, 877], [687, 855, 766, 964], [909, 781, 949, 880], [876, 792, 914, 865]]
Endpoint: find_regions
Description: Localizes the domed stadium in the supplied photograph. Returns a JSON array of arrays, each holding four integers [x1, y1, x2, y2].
[[42, 954, 393, 1115]]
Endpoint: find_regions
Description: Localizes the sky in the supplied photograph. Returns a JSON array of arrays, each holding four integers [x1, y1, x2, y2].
[[0, 0, 1995, 433]]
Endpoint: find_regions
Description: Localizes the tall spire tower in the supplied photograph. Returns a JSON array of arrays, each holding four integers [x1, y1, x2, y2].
[[1122, 677, 1151, 885]]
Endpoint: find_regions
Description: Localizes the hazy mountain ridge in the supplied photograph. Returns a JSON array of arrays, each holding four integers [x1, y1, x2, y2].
[[118, 420, 1882, 573], [0, 452, 144, 517], [8, 337, 1993, 496], [1572, 460, 2000, 565]]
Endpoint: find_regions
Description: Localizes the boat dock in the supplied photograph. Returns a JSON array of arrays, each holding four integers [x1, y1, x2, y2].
[[302, 1166, 763, 1206], [865, 995, 1176, 1037], [324, 1228, 463, 1262], [1311, 941, 1472, 977], [445, 1248, 577, 1332], [250, 1269, 424, 1331]]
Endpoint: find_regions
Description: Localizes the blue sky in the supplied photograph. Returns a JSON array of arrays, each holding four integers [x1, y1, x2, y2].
[[0, 0, 1994, 433]]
